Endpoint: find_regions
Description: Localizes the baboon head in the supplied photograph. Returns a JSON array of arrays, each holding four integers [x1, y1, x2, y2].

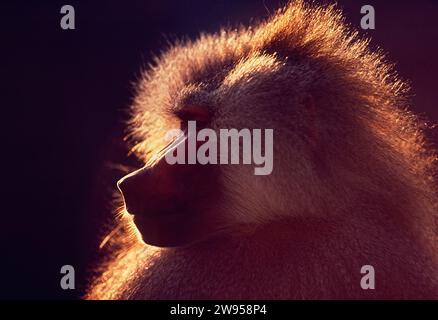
[[117, 1, 436, 247]]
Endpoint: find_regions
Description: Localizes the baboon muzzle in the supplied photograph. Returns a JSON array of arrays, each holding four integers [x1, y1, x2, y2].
[[117, 136, 219, 247]]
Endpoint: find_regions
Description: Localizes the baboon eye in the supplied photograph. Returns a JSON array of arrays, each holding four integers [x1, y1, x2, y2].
[[174, 106, 211, 130]]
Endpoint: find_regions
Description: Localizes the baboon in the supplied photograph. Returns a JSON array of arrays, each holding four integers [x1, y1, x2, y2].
[[86, 1, 438, 299]]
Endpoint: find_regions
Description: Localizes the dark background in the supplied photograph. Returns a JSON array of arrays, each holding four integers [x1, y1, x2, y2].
[[1, 0, 437, 299]]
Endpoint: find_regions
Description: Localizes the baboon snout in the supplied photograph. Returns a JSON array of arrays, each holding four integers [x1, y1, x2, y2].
[[117, 156, 194, 217], [117, 167, 149, 216]]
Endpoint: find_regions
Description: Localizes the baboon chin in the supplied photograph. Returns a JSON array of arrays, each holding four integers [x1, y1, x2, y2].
[[86, 1, 438, 299]]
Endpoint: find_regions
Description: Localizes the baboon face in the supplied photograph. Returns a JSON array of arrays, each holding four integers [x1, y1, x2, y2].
[[118, 54, 318, 246], [118, 19, 323, 247]]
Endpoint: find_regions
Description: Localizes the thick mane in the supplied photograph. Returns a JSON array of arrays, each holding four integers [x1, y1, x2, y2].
[[86, 1, 438, 300]]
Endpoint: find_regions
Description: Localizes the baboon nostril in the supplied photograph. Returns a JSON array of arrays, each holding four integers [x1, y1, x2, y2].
[[117, 167, 150, 197], [117, 167, 160, 215]]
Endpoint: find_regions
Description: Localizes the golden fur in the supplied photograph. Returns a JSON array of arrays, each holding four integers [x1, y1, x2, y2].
[[86, 1, 438, 299]]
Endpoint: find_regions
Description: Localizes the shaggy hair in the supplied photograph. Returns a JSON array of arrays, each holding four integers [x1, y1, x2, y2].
[[86, 1, 438, 299]]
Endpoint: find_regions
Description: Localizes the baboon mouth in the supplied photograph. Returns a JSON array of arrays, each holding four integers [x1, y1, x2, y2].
[[125, 199, 189, 219], [126, 202, 188, 219], [131, 208, 198, 247]]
